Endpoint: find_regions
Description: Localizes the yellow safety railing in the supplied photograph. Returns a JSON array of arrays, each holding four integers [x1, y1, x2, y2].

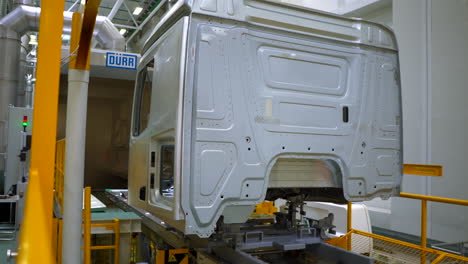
[[334, 195, 468, 264], [83, 187, 120, 264]]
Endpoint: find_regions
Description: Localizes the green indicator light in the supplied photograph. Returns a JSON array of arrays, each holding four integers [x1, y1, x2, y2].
[[22, 122, 28, 126]]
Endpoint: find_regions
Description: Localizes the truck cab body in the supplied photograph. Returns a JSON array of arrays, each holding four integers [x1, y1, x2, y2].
[[129, 0, 402, 237]]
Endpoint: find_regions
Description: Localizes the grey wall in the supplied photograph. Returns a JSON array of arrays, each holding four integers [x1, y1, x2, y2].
[[362, 0, 468, 243], [429, 0, 468, 241]]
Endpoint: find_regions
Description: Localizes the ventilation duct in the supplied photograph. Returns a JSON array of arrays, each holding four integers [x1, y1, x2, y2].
[[0, 5, 125, 176]]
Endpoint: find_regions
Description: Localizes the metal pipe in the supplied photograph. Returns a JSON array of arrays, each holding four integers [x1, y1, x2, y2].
[[16, 35, 29, 107], [0, 0, 6, 18], [0, 5, 125, 48], [0, 37, 20, 176], [13, 0, 34, 8], [63, 68, 90, 264], [24, 75, 34, 108]]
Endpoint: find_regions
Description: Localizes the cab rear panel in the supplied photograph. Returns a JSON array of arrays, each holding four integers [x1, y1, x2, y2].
[[129, 0, 402, 238]]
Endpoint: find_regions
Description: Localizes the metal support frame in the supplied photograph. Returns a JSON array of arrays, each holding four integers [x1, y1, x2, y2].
[[106, 0, 141, 33], [107, 0, 124, 20], [125, 0, 167, 44]]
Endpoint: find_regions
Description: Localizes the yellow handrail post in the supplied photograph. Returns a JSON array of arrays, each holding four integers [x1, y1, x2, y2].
[[420, 199, 427, 264], [114, 219, 120, 264], [84, 187, 92, 264], [16, 0, 66, 262], [347, 201, 352, 232], [347, 201, 352, 250]]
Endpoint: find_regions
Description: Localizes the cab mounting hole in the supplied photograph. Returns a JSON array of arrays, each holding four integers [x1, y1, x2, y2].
[[221, 195, 224, 199], [248, 147, 251, 151], [245, 194, 249, 197], [282, 146, 285, 150]]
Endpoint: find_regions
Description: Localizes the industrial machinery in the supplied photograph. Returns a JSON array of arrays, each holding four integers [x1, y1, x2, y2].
[[0, 106, 33, 241], [128, 0, 402, 239]]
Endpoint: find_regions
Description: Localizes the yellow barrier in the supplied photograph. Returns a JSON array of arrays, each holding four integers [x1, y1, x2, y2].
[[83, 187, 121, 264], [345, 193, 468, 264]]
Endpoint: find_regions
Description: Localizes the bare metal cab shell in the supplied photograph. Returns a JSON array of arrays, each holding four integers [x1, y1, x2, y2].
[[128, 0, 403, 237]]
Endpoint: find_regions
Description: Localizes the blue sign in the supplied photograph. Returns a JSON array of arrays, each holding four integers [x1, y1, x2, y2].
[[106, 52, 138, 70]]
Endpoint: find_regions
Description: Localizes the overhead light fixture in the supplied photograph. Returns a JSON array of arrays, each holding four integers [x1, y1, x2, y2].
[[119, 28, 127, 35], [133, 7, 143, 15]]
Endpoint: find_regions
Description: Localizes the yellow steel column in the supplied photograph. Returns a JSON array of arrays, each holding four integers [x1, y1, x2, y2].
[[420, 199, 428, 264], [16, 0, 65, 262]]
